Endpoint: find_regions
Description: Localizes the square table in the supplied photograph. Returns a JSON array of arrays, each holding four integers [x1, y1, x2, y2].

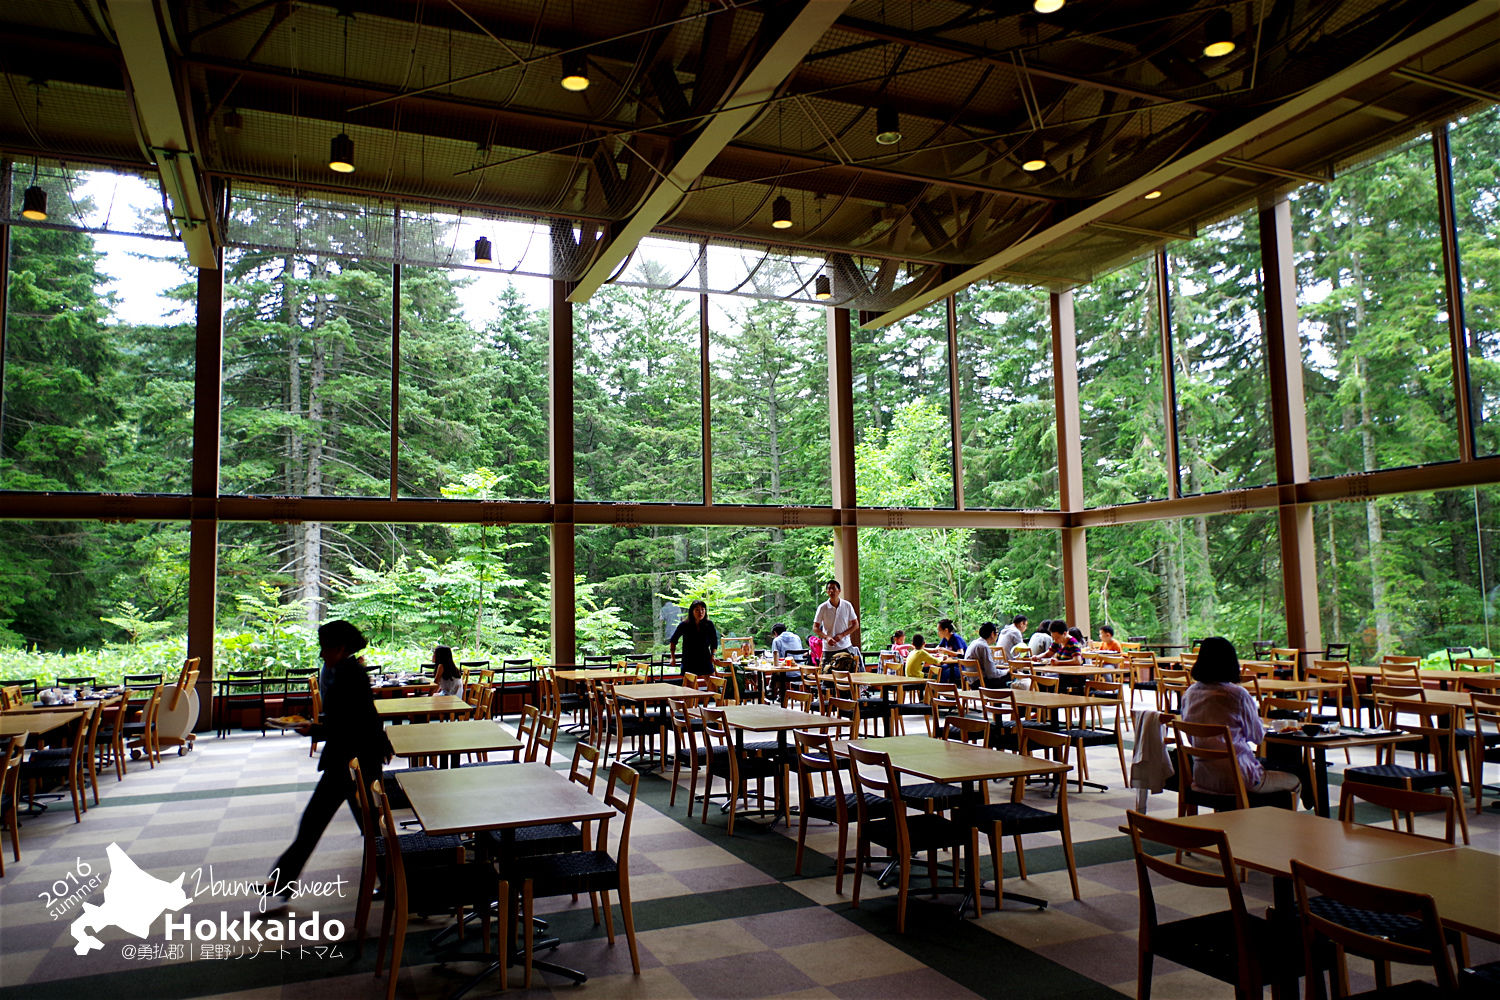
[[843, 673, 929, 736], [374, 694, 471, 720], [1335, 848, 1500, 943], [843, 735, 1071, 912], [1262, 727, 1419, 816], [386, 719, 523, 767], [708, 705, 845, 826], [0, 710, 81, 738], [614, 683, 716, 769], [742, 661, 803, 705], [397, 763, 617, 987]]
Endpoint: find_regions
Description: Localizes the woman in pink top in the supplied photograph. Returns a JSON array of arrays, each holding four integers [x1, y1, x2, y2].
[[1179, 636, 1304, 804]]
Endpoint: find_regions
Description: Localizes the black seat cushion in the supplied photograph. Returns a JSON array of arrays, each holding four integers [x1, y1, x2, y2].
[[804, 791, 889, 822], [506, 849, 620, 896], [1344, 764, 1452, 791], [863, 813, 968, 853], [901, 781, 964, 808], [963, 800, 1060, 834], [378, 830, 464, 864], [481, 822, 584, 859], [1058, 726, 1118, 746]]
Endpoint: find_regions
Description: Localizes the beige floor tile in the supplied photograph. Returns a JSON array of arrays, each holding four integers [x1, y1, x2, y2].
[[648, 844, 743, 873], [637, 918, 764, 965], [975, 904, 1114, 947], [777, 936, 921, 985]]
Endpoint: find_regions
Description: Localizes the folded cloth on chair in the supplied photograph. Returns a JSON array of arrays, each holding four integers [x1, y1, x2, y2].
[[1130, 708, 1175, 812]]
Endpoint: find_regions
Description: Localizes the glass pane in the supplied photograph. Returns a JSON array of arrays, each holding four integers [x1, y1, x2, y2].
[[575, 525, 832, 654], [1313, 485, 1497, 661], [708, 296, 830, 505], [1166, 212, 1274, 493], [0, 521, 188, 682], [1449, 107, 1500, 458], [1086, 510, 1284, 648], [953, 282, 1057, 508], [220, 247, 393, 497], [3, 226, 193, 492], [1075, 257, 1169, 504], [852, 299, 954, 508], [397, 267, 549, 500], [215, 520, 549, 672], [1295, 135, 1455, 476], [573, 278, 702, 503], [860, 527, 1060, 648]]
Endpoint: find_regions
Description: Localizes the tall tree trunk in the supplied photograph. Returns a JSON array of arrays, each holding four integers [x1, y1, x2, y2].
[[1350, 249, 1392, 654], [1326, 510, 1343, 641]]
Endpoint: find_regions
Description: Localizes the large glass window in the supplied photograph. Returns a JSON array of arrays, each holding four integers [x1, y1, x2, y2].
[[219, 247, 393, 497], [1166, 212, 1274, 494], [1295, 135, 1455, 476], [0, 520, 188, 683], [398, 267, 549, 500], [953, 282, 1056, 509], [1313, 485, 1496, 661], [573, 271, 702, 503], [852, 299, 954, 508], [708, 296, 830, 505], [1086, 510, 1284, 647], [575, 524, 832, 654], [1448, 107, 1500, 459], [1075, 257, 1170, 504], [2, 167, 193, 493]]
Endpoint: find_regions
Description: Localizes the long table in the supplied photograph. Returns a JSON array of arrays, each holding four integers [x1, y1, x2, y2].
[[386, 719, 523, 766], [373, 694, 471, 720], [1164, 807, 1499, 942]]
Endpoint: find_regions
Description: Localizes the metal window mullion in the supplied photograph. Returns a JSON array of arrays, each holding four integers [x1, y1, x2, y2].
[[390, 260, 401, 500], [1433, 126, 1477, 464], [1155, 250, 1182, 500], [700, 293, 712, 504], [946, 294, 964, 510]]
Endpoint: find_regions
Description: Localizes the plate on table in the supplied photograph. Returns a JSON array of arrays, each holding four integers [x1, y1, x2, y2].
[[267, 715, 309, 728]]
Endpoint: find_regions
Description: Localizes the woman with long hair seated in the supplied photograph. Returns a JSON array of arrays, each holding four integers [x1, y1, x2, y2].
[[1179, 636, 1304, 804], [432, 645, 464, 697]]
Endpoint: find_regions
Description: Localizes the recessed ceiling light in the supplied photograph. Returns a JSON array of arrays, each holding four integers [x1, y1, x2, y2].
[[1144, 189, 1163, 200], [1203, 11, 1236, 58], [1033, 0, 1065, 13]]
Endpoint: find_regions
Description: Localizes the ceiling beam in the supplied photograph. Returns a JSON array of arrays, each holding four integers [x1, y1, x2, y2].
[[106, 0, 218, 267], [863, 1, 1500, 329], [567, 1, 853, 302]]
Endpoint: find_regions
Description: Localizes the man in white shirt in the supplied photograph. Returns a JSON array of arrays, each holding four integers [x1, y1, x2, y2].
[[969, 622, 1009, 688], [813, 579, 859, 666], [998, 615, 1027, 661]]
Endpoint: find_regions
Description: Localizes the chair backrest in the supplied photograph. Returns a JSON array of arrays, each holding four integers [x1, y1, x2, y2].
[[0, 735, 23, 807], [978, 688, 1017, 729], [699, 705, 731, 750], [667, 699, 700, 758], [1381, 655, 1420, 667], [1157, 674, 1190, 713], [1251, 640, 1274, 658], [516, 704, 541, 760], [1127, 810, 1252, 961], [784, 689, 814, 713], [0, 686, 18, 711], [1259, 696, 1313, 720], [1291, 859, 1458, 993], [1323, 641, 1351, 659], [570, 741, 602, 795], [1380, 662, 1421, 684], [602, 762, 640, 864], [793, 729, 848, 812], [1445, 646, 1473, 665], [826, 696, 860, 734], [1455, 662, 1499, 687], [1169, 719, 1248, 807], [955, 659, 982, 690], [941, 714, 989, 745], [56, 675, 98, 689], [532, 712, 560, 765], [847, 744, 903, 833], [1387, 701, 1460, 766], [1015, 725, 1071, 802], [1030, 673, 1060, 693], [122, 672, 164, 689], [1338, 782, 1457, 843], [1269, 647, 1299, 662]]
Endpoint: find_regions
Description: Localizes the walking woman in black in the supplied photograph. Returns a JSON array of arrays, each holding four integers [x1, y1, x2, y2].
[[668, 600, 720, 677]]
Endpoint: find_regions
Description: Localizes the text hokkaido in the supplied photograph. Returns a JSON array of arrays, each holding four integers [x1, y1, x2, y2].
[[163, 911, 345, 942]]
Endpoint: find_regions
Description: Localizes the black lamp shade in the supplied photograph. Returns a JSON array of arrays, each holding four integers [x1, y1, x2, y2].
[[329, 132, 355, 173], [474, 236, 493, 263], [1203, 11, 1236, 57], [560, 53, 590, 92], [771, 194, 793, 229], [875, 107, 902, 145], [815, 274, 832, 300], [21, 185, 47, 221], [1019, 137, 1048, 172]]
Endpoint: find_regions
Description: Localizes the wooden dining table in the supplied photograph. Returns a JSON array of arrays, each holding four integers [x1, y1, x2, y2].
[[386, 719, 523, 767], [373, 694, 471, 720], [1261, 727, 1419, 816], [843, 673, 929, 736], [396, 762, 617, 987], [1162, 807, 1498, 942], [0, 709, 81, 738], [842, 735, 1072, 913]]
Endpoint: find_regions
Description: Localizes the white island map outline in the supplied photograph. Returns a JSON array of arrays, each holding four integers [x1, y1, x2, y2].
[[69, 842, 189, 955]]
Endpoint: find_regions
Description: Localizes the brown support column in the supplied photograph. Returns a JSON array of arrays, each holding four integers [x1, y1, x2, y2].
[[550, 279, 576, 663], [828, 307, 859, 632], [945, 295, 965, 509], [1433, 127, 1477, 464], [1259, 197, 1321, 667], [1051, 291, 1089, 634], [1155, 250, 1183, 499], [188, 259, 223, 728], [700, 293, 713, 503], [389, 262, 401, 499]]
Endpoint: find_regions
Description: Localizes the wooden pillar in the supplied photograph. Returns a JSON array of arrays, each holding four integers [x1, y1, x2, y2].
[[188, 260, 223, 727], [945, 295, 965, 509], [1051, 290, 1089, 634], [828, 307, 859, 629], [1433, 127, 1477, 464], [549, 279, 576, 663], [700, 293, 713, 503], [1259, 197, 1322, 664], [1155, 250, 1183, 499]]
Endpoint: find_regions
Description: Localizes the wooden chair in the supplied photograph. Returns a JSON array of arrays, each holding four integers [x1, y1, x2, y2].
[[977, 688, 1022, 751], [371, 781, 504, 1000], [1471, 692, 1500, 814], [1155, 669, 1189, 714], [783, 689, 815, 713], [509, 762, 642, 987], [792, 730, 862, 893], [1307, 661, 1352, 724], [953, 659, 982, 691], [966, 726, 1079, 913], [1268, 647, 1300, 679], [924, 681, 961, 736], [0, 737, 23, 874], [1345, 699, 1470, 844], [1338, 783, 1457, 843], [1292, 859, 1458, 998], [666, 699, 706, 813], [1126, 650, 1159, 711], [531, 711, 561, 765], [1058, 679, 1127, 791], [699, 706, 781, 835], [484, 742, 602, 870], [20, 702, 97, 822], [123, 683, 164, 767], [349, 761, 463, 945], [1127, 810, 1287, 1000], [848, 744, 977, 934], [1169, 719, 1296, 815], [1453, 657, 1497, 679]]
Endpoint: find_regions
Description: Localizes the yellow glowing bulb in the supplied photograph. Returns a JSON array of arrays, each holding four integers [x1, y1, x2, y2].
[[1203, 39, 1236, 58], [1144, 189, 1163, 200], [1021, 157, 1047, 172], [1033, 0, 1064, 13]]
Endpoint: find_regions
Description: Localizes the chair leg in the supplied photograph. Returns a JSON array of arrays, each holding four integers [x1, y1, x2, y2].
[[600, 888, 616, 944], [1138, 947, 1154, 1000], [834, 821, 849, 896], [852, 837, 866, 909], [617, 878, 640, 975], [496, 881, 509, 989], [895, 854, 911, 933], [1014, 835, 1027, 879], [794, 809, 809, 876], [522, 880, 534, 990], [385, 896, 407, 1000], [1451, 779, 1471, 844]]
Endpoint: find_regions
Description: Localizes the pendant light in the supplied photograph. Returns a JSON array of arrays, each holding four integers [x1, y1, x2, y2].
[[1203, 11, 1236, 58], [1018, 136, 1048, 173], [771, 194, 793, 229], [1033, 0, 1064, 12], [329, 10, 355, 173], [560, 52, 590, 92], [815, 274, 832, 300], [874, 107, 901, 145], [474, 236, 493, 264], [21, 82, 46, 221]]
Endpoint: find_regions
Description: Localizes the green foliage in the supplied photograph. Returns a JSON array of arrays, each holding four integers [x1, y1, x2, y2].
[[658, 569, 757, 637], [100, 600, 174, 645]]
